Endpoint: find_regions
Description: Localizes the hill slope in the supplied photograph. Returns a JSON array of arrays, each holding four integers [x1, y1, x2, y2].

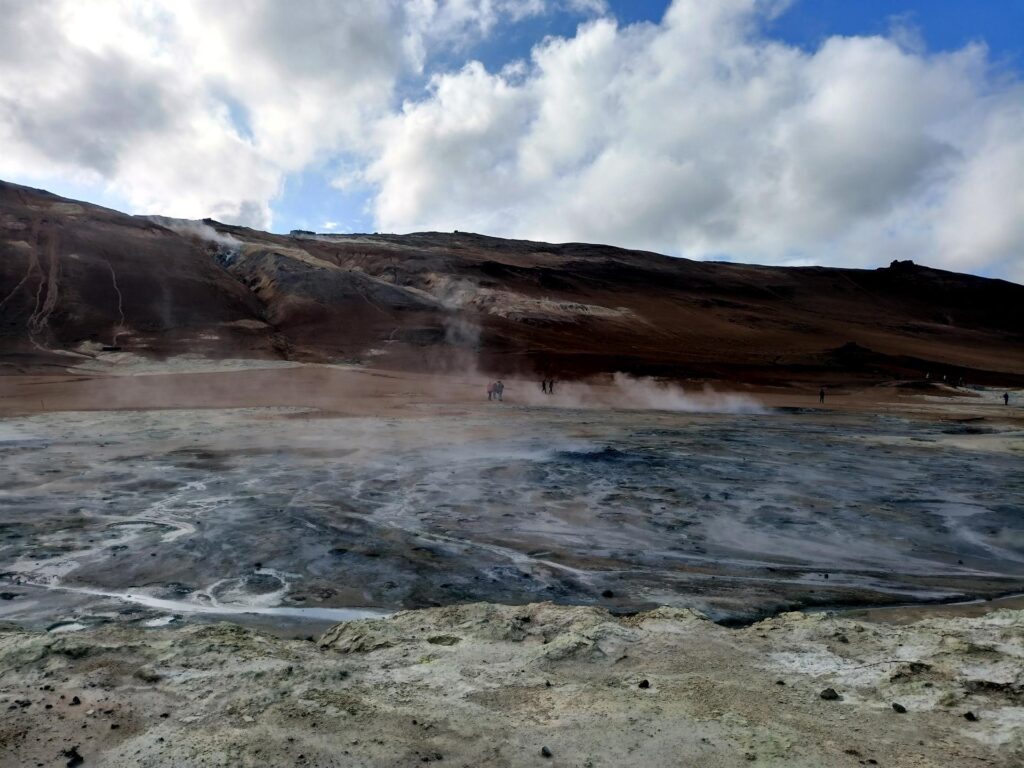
[[2, 179, 1022, 384]]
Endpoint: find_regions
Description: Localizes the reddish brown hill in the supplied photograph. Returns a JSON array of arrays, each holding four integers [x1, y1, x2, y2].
[[2, 179, 1022, 384]]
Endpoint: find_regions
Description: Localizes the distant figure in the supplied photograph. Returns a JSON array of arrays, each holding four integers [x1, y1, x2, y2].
[[1005, 392, 1010, 406], [819, 387, 825, 404], [495, 380, 504, 402], [540, 379, 548, 394], [548, 378, 555, 395], [487, 382, 496, 401]]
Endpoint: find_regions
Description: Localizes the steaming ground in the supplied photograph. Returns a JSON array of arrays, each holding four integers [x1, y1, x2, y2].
[[1, 368, 1022, 635]]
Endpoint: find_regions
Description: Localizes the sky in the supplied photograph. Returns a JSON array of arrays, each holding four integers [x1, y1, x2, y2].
[[1, 0, 1022, 281]]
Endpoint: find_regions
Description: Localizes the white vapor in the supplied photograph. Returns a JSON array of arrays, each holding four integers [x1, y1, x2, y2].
[[515, 373, 766, 414], [146, 216, 243, 251]]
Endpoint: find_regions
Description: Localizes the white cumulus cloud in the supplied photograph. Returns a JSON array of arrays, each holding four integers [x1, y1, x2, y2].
[[367, 0, 1024, 280], [0, 0, 1021, 281]]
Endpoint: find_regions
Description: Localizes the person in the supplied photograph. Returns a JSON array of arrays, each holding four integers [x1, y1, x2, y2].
[[495, 380, 504, 401], [548, 378, 555, 395], [540, 379, 548, 394], [487, 382, 495, 401], [819, 387, 825, 404], [1005, 392, 1010, 406]]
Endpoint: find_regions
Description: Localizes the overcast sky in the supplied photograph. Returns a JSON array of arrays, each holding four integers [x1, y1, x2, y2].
[[1, 0, 1022, 281]]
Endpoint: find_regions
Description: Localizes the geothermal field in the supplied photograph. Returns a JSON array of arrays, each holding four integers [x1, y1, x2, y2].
[[0, 364, 1022, 767], [1, 181, 1023, 765], [1, 368, 1022, 634]]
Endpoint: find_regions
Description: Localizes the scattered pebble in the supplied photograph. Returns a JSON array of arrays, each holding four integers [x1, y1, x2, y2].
[[891, 703, 907, 714], [638, 679, 650, 689], [963, 711, 978, 722], [820, 688, 841, 701], [541, 746, 553, 758]]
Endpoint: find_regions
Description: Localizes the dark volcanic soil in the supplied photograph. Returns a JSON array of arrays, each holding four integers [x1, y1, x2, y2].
[[2, 179, 1023, 384]]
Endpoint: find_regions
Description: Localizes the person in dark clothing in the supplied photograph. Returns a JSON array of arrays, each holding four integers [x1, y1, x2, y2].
[[819, 387, 825, 404], [1005, 392, 1010, 406]]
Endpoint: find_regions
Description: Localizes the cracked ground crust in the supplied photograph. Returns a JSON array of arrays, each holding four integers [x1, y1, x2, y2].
[[1, 602, 1021, 767]]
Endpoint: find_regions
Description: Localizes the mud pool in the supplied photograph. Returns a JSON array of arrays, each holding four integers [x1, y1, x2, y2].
[[1, 405, 1022, 632]]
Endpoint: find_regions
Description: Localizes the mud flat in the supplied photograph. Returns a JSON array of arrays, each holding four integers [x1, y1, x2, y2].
[[0, 368, 1022, 635], [0, 366, 1021, 764], [1, 601, 1022, 766]]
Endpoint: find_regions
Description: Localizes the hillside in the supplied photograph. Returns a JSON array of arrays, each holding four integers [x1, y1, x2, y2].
[[2, 179, 1022, 384]]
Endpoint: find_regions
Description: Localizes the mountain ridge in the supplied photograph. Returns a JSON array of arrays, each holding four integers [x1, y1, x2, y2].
[[2, 178, 1022, 384]]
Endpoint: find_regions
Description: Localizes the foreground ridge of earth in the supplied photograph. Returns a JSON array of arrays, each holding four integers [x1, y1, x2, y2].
[[1, 602, 1021, 767]]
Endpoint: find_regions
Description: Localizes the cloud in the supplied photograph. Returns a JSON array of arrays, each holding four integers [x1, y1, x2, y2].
[[0, 0, 593, 229], [367, 0, 1024, 280], [0, 0, 1020, 280]]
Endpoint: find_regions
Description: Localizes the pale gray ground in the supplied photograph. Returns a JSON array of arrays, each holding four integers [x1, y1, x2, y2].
[[0, 603, 1021, 766]]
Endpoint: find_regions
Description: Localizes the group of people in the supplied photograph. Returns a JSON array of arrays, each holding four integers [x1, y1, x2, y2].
[[486, 380, 505, 401], [540, 378, 556, 395]]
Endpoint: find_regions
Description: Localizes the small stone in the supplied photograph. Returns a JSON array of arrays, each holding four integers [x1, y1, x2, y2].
[[110, 723, 119, 730], [820, 688, 841, 701], [601, 590, 614, 598], [638, 679, 650, 689], [963, 711, 978, 722], [891, 702, 907, 714], [70, 696, 81, 706], [775, 680, 786, 686], [541, 746, 553, 758], [63, 746, 84, 767]]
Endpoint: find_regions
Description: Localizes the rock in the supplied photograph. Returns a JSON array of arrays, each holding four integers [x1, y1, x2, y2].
[[70, 696, 81, 706], [891, 703, 907, 713], [63, 746, 84, 767], [638, 679, 650, 689], [601, 590, 615, 598], [963, 711, 978, 721], [426, 635, 460, 646], [541, 746, 553, 758], [820, 688, 841, 701], [775, 680, 786, 686]]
